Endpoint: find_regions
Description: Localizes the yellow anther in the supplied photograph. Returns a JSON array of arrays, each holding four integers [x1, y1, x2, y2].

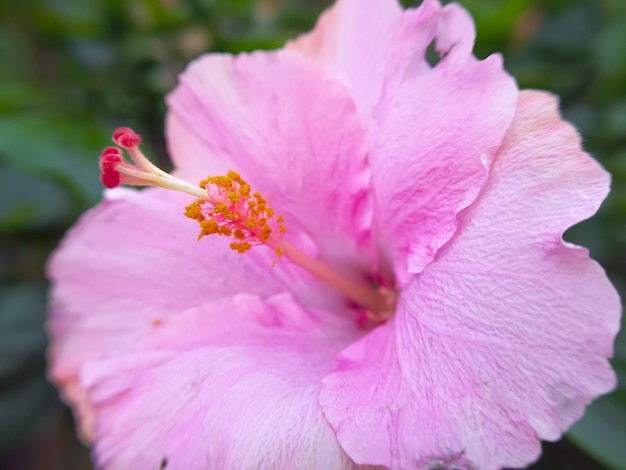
[[279, 225, 287, 233], [238, 184, 251, 196], [230, 241, 251, 253], [275, 248, 283, 258], [198, 218, 219, 239], [234, 229, 246, 240], [227, 170, 242, 183], [202, 218, 219, 233], [184, 201, 203, 221], [209, 175, 231, 188], [245, 219, 256, 230], [276, 215, 284, 223], [219, 226, 232, 236], [258, 218, 267, 227], [248, 200, 256, 208], [227, 191, 240, 205], [259, 225, 272, 242], [265, 207, 274, 217]]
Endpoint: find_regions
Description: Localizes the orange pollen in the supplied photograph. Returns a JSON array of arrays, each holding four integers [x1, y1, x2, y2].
[[185, 171, 286, 254]]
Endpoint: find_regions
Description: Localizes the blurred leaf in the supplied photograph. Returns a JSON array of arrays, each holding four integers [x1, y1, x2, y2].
[[605, 100, 626, 137], [0, 167, 71, 231], [0, 82, 49, 113], [0, 282, 56, 449], [531, 4, 598, 55], [595, 17, 626, 82], [0, 114, 108, 208], [0, 374, 57, 450], [457, 0, 532, 54], [0, 282, 48, 377], [569, 391, 626, 470], [568, 316, 626, 470]]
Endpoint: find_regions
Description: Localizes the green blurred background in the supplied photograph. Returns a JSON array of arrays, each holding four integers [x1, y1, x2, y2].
[[0, 0, 624, 468]]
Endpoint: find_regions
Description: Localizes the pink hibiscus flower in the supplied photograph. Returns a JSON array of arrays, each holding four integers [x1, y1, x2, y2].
[[47, 0, 621, 468]]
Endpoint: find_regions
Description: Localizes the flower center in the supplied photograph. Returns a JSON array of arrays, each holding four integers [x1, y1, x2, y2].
[[100, 127, 396, 323], [183, 171, 285, 255]]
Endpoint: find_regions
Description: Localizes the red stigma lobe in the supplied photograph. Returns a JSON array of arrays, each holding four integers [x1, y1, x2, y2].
[[112, 127, 142, 148], [99, 147, 122, 188]]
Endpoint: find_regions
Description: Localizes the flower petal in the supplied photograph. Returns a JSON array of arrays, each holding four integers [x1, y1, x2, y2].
[[166, 49, 376, 277], [48, 187, 346, 438], [290, 0, 518, 284], [320, 91, 621, 469], [81, 294, 369, 470], [289, 0, 441, 119], [287, 0, 406, 116]]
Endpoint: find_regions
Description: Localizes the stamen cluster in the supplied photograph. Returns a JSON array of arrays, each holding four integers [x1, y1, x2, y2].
[[184, 171, 286, 254], [96, 127, 392, 318]]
